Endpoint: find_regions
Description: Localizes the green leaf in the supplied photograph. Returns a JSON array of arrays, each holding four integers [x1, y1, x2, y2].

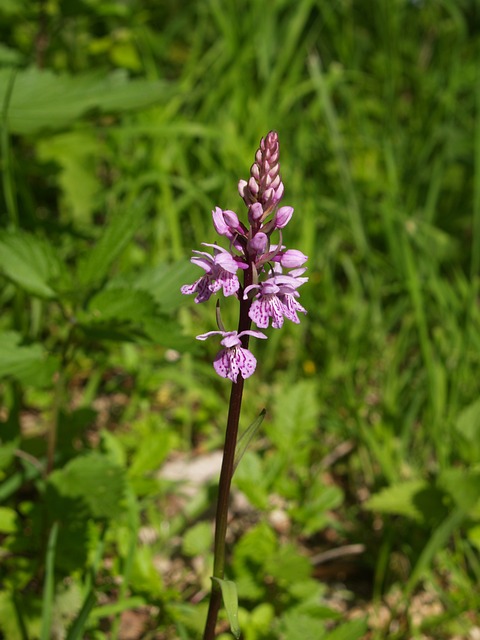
[[212, 578, 240, 640], [234, 451, 269, 509], [48, 454, 126, 520], [291, 483, 344, 535], [439, 467, 480, 513], [0, 506, 17, 533], [326, 618, 368, 640], [278, 611, 327, 640], [234, 409, 266, 473], [128, 431, 176, 478], [107, 260, 201, 313], [0, 67, 173, 135], [182, 522, 212, 557], [77, 191, 152, 288], [364, 479, 430, 522], [454, 398, 480, 460], [0, 230, 60, 298], [0, 331, 59, 387], [406, 507, 466, 595], [36, 130, 103, 223], [263, 543, 312, 587], [86, 288, 158, 323], [268, 381, 319, 456]]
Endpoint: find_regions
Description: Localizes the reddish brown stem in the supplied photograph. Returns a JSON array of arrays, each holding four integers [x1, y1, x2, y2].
[[203, 266, 253, 639]]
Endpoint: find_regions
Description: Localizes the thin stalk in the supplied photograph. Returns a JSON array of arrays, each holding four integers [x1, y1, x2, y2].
[[46, 369, 65, 476], [203, 268, 253, 640], [40, 521, 59, 640], [1, 67, 18, 228]]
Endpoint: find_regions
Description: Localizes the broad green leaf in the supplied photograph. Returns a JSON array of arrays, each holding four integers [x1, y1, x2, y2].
[[36, 130, 103, 222], [128, 431, 176, 478], [234, 451, 269, 509], [0, 67, 173, 135], [107, 260, 200, 313], [364, 479, 430, 522], [264, 543, 311, 586], [0, 440, 17, 470], [182, 522, 212, 557], [130, 545, 163, 599], [455, 398, 480, 441], [439, 467, 480, 513], [268, 381, 319, 456], [0, 230, 60, 298], [212, 578, 240, 640], [0, 331, 59, 387], [278, 610, 327, 640], [48, 454, 126, 520], [291, 483, 344, 535], [0, 506, 17, 533], [78, 191, 152, 288]]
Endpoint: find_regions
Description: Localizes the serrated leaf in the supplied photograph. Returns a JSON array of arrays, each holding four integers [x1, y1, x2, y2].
[[212, 578, 240, 639], [439, 468, 480, 512], [37, 130, 103, 222], [107, 260, 201, 313], [0, 230, 60, 298], [0, 67, 173, 135], [364, 479, 429, 522], [78, 191, 151, 288], [264, 543, 311, 586], [48, 454, 126, 520], [268, 381, 319, 455], [455, 398, 480, 443], [279, 611, 326, 640], [0, 331, 59, 386]]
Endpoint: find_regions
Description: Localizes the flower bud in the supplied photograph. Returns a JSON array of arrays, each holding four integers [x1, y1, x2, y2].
[[279, 249, 308, 268], [274, 206, 294, 229], [248, 232, 268, 256], [248, 202, 263, 224]]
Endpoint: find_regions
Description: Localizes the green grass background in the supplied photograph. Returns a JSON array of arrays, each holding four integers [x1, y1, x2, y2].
[[1, 0, 480, 638]]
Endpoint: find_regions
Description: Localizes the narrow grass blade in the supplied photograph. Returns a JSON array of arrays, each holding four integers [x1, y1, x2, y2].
[[406, 507, 465, 597], [40, 521, 59, 640], [65, 590, 97, 640], [308, 51, 368, 255], [233, 409, 266, 473]]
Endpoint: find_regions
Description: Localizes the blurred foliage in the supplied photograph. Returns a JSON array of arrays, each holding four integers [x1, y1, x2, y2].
[[0, 0, 480, 638]]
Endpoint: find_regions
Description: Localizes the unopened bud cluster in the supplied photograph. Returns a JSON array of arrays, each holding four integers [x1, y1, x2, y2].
[[181, 131, 308, 382]]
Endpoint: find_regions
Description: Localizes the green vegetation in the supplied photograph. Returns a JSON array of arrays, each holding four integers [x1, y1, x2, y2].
[[0, 1, 479, 638]]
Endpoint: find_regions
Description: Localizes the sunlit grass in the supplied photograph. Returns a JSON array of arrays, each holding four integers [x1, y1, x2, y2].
[[0, 0, 479, 637]]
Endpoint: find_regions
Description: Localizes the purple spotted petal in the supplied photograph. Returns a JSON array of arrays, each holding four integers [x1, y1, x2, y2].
[[280, 293, 307, 323], [249, 295, 287, 329], [180, 276, 213, 303], [213, 346, 258, 382]]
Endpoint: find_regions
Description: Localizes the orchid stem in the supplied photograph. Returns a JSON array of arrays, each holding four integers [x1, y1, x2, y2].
[[203, 271, 253, 640]]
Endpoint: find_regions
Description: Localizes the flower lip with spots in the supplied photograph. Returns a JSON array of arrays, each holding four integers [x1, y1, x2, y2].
[[196, 330, 267, 383]]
